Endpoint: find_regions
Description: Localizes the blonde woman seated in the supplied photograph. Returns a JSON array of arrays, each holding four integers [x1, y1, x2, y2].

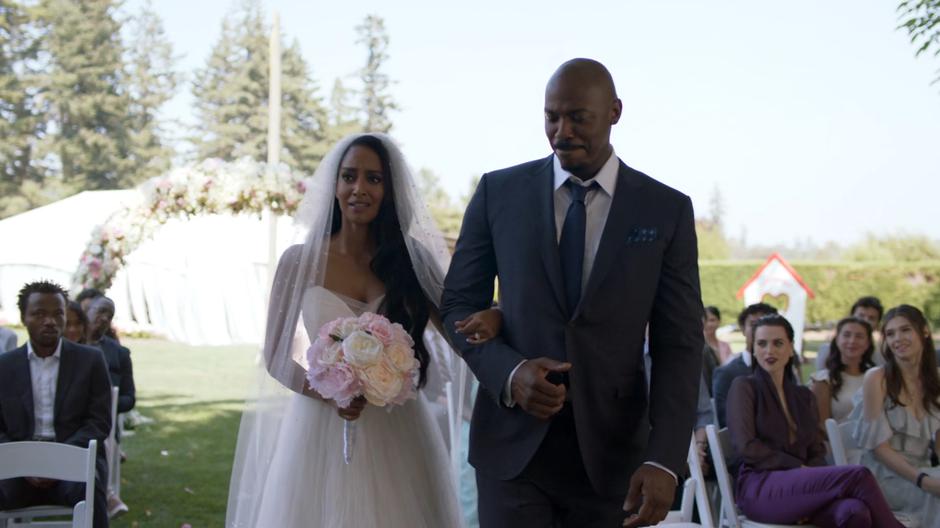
[[852, 304, 940, 526], [811, 317, 876, 424], [728, 314, 900, 527]]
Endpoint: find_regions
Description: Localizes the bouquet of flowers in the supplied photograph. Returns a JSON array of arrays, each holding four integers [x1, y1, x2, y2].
[[306, 312, 419, 463]]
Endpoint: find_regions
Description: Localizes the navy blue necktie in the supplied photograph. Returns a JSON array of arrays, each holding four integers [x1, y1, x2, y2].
[[559, 180, 595, 316]]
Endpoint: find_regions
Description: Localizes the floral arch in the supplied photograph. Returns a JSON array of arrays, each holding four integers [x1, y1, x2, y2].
[[73, 158, 307, 292]]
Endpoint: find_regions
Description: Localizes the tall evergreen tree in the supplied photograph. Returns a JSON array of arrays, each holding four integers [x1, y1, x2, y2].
[[125, 0, 179, 182], [34, 0, 136, 189], [191, 0, 328, 175], [327, 77, 362, 142], [0, 0, 44, 216], [355, 14, 396, 133]]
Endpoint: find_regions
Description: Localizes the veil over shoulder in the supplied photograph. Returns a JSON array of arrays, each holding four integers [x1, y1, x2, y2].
[[225, 134, 469, 528]]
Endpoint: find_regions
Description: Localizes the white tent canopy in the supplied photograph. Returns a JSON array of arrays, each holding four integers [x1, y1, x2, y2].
[[0, 190, 293, 345], [108, 213, 294, 345], [0, 190, 140, 322]]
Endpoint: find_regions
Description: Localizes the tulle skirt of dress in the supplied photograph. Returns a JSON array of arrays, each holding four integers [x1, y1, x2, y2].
[[253, 391, 463, 528]]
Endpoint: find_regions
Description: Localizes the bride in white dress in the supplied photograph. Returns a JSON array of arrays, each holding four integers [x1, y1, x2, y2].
[[226, 134, 472, 527]]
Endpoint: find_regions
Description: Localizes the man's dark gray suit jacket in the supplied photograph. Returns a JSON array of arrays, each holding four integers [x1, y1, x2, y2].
[[0, 340, 112, 472], [441, 155, 704, 496]]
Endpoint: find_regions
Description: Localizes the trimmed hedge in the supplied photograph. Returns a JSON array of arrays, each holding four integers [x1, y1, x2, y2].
[[700, 261, 940, 326]]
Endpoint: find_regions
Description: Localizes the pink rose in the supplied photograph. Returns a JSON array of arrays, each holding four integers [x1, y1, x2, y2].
[[389, 323, 414, 347], [317, 319, 342, 342], [361, 360, 404, 407], [308, 363, 361, 408], [306, 338, 342, 368], [389, 374, 417, 406], [386, 342, 418, 374], [366, 318, 393, 346]]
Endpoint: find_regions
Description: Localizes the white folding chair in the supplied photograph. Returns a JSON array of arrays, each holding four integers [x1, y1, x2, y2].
[[686, 434, 716, 528], [0, 439, 97, 528], [654, 434, 715, 527], [705, 425, 811, 528], [824, 418, 862, 466], [106, 387, 121, 500], [659, 477, 698, 525]]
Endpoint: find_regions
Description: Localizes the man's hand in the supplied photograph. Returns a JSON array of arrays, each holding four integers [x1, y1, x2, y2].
[[25, 477, 57, 489], [510, 358, 571, 420], [622, 464, 676, 527]]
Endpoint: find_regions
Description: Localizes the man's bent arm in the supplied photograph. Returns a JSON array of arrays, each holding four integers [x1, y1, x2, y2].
[[441, 174, 524, 401]]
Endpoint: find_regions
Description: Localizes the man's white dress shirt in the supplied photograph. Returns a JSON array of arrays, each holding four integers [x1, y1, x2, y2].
[[27, 339, 62, 440]]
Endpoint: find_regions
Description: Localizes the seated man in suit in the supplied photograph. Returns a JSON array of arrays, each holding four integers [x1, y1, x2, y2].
[[0, 280, 112, 528], [0, 325, 16, 353], [85, 296, 134, 518], [711, 302, 777, 427]]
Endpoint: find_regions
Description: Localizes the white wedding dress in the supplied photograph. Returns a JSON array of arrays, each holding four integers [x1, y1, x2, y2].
[[251, 286, 463, 527]]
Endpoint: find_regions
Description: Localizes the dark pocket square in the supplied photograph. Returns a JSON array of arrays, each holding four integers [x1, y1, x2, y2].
[[626, 227, 658, 244]]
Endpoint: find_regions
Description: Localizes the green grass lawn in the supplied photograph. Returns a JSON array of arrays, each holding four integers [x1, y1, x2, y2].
[[111, 338, 256, 528]]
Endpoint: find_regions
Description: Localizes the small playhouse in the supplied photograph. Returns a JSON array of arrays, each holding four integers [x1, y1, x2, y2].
[[737, 253, 815, 356]]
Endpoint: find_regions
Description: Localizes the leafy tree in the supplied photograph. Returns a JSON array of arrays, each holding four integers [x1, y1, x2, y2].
[[125, 0, 179, 182], [355, 14, 396, 133], [192, 0, 328, 174], [34, 0, 136, 189], [898, 0, 940, 85]]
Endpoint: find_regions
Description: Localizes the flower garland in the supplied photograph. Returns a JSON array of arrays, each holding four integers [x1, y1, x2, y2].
[[73, 158, 307, 292]]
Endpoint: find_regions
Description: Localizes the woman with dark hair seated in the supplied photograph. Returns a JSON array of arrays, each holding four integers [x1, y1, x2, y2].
[[727, 314, 901, 527], [811, 317, 876, 424], [64, 300, 89, 344], [703, 305, 732, 366], [852, 305, 940, 526]]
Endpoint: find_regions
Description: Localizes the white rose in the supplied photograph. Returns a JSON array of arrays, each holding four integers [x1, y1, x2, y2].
[[342, 330, 383, 368], [386, 342, 417, 374], [361, 360, 404, 407], [336, 318, 361, 339], [317, 340, 342, 367]]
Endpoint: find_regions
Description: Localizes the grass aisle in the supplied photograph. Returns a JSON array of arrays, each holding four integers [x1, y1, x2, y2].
[[113, 338, 256, 528]]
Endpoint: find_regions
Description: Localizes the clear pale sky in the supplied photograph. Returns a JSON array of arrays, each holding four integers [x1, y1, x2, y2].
[[133, 0, 940, 247]]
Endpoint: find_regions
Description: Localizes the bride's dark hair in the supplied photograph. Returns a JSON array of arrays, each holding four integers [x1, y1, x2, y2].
[[331, 135, 431, 386]]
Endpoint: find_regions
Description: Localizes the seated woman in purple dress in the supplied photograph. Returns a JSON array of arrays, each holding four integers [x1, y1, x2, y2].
[[727, 314, 901, 527]]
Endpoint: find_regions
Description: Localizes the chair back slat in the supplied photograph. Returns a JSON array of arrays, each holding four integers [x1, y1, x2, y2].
[[705, 425, 741, 528], [0, 441, 94, 482], [687, 434, 716, 528]]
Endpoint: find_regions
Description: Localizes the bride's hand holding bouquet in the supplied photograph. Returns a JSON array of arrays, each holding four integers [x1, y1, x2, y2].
[[305, 311, 420, 462]]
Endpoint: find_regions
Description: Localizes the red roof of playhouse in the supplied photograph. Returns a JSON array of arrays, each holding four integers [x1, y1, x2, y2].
[[735, 252, 816, 300]]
